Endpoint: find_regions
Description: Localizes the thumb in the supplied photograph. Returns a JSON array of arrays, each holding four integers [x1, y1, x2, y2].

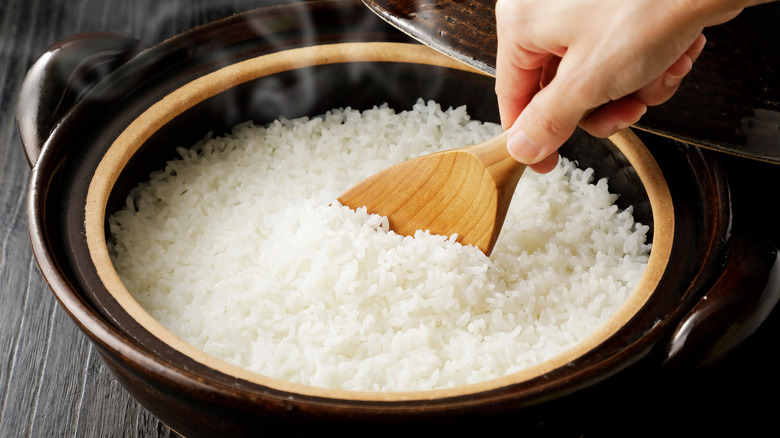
[[506, 77, 588, 166]]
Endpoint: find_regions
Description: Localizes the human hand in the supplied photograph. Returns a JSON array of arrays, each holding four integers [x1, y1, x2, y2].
[[495, 0, 761, 173]]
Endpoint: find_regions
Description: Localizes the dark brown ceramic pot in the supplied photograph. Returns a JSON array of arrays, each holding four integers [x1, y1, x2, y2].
[[16, 0, 780, 436]]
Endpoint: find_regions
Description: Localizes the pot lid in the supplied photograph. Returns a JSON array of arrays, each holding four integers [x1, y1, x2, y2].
[[363, 0, 780, 164]]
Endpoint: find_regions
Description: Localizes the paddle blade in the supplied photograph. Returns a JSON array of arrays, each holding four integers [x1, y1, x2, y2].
[[337, 149, 504, 255]]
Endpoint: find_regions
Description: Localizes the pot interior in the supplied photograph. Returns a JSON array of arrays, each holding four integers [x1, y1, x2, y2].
[[80, 43, 673, 401]]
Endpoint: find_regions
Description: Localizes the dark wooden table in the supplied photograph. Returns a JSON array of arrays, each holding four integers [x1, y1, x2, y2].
[[2, 1, 780, 437]]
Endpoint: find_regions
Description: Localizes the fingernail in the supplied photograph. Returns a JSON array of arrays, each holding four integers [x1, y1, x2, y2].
[[664, 74, 684, 88], [507, 129, 541, 164]]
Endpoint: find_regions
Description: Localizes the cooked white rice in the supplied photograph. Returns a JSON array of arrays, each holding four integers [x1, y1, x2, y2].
[[108, 99, 650, 392]]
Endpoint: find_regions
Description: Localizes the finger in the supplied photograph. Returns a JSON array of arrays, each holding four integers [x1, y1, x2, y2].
[[495, 45, 548, 130], [494, 2, 556, 131], [495, 64, 543, 131], [528, 152, 561, 174], [579, 96, 647, 138], [687, 33, 707, 64], [631, 33, 705, 106], [630, 55, 690, 106], [505, 62, 590, 167]]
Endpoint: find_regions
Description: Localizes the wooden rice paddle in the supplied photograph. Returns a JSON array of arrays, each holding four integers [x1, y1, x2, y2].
[[338, 131, 523, 256]]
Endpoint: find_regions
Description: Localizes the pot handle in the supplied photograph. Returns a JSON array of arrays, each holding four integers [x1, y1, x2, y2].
[[16, 31, 147, 167], [663, 234, 780, 370]]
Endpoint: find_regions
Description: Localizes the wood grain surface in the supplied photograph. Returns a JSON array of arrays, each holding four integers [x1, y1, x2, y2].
[[1, 1, 779, 437]]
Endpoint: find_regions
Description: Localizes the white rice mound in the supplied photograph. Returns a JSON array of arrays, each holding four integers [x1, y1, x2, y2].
[[108, 99, 651, 392]]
